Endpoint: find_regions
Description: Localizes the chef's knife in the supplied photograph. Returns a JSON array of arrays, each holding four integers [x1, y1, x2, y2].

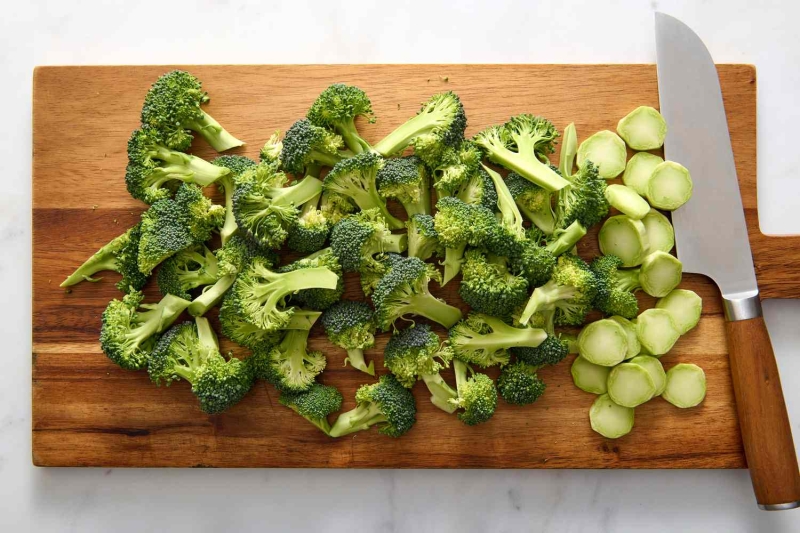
[[656, 12, 800, 510]]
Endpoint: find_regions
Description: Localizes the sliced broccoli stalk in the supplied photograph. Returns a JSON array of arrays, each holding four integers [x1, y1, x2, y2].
[[605, 184, 650, 220], [279, 383, 343, 436], [623, 152, 663, 196], [307, 83, 374, 154], [646, 161, 693, 211], [598, 215, 650, 268], [577, 130, 627, 179], [617, 106, 667, 150], [449, 359, 497, 426], [641, 209, 675, 254], [320, 300, 377, 376], [328, 374, 416, 438]]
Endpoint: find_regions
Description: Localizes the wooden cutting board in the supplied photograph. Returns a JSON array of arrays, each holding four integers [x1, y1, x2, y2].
[[32, 64, 797, 468]]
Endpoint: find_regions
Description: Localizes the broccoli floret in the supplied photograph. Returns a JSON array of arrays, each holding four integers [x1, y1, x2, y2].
[[406, 214, 442, 261], [376, 155, 431, 217], [280, 118, 351, 176], [249, 328, 326, 392], [430, 140, 484, 197], [459, 250, 529, 319], [156, 244, 218, 300], [433, 196, 497, 285], [512, 221, 587, 287], [590, 254, 640, 319], [505, 171, 555, 234], [329, 208, 407, 273], [140, 70, 244, 152], [149, 317, 254, 414], [218, 292, 281, 351], [319, 190, 356, 225], [511, 309, 569, 367], [260, 131, 283, 166], [481, 165, 528, 257], [215, 234, 278, 278], [323, 152, 404, 230], [307, 83, 374, 154], [455, 165, 498, 211], [372, 255, 463, 331], [137, 183, 224, 275], [279, 383, 343, 435], [449, 359, 497, 426], [555, 160, 609, 231], [497, 361, 546, 405], [519, 254, 598, 326], [320, 300, 377, 376], [328, 374, 416, 438], [287, 192, 330, 253], [448, 313, 547, 368], [383, 324, 458, 413], [374, 92, 467, 165], [61, 222, 148, 293], [278, 248, 344, 311], [212, 154, 259, 245], [228, 256, 339, 333], [100, 290, 191, 370]]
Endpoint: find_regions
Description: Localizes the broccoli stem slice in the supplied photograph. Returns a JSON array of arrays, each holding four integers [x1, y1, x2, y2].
[[420, 372, 458, 413], [329, 402, 386, 438], [218, 175, 237, 245], [545, 220, 587, 256], [188, 274, 236, 317], [489, 149, 569, 192], [373, 109, 448, 156], [61, 236, 126, 287], [519, 280, 578, 325], [185, 110, 245, 152], [344, 348, 376, 376], [442, 242, 467, 286], [397, 293, 463, 328]]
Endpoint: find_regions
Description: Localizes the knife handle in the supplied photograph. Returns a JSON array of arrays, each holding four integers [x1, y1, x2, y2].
[[725, 306, 800, 510]]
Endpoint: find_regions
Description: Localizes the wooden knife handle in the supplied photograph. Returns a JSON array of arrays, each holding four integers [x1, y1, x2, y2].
[[726, 315, 800, 509]]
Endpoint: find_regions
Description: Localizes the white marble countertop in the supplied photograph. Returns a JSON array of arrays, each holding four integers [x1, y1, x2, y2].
[[4, 0, 800, 531]]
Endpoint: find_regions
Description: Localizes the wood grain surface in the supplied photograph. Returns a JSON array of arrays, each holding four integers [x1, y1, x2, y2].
[[32, 64, 784, 468]]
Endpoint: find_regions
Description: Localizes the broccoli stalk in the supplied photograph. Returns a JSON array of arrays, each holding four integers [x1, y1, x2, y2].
[[328, 374, 416, 438], [449, 359, 498, 426], [448, 313, 547, 368], [307, 83, 374, 154]]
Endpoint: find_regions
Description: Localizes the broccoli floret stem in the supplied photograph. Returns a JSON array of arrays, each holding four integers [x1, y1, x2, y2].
[[453, 358, 471, 390], [285, 310, 323, 330], [218, 175, 237, 245], [482, 134, 568, 192], [184, 109, 245, 152], [442, 242, 467, 286], [420, 372, 458, 413], [348, 188, 404, 230], [273, 176, 324, 210], [374, 109, 448, 156], [338, 117, 369, 154], [345, 348, 376, 376], [614, 269, 641, 292], [545, 220, 587, 256], [458, 316, 547, 352], [396, 293, 463, 329], [188, 274, 236, 317], [363, 233, 407, 257], [149, 146, 230, 187], [520, 280, 578, 325], [252, 267, 339, 311], [329, 402, 386, 438], [484, 165, 525, 238], [519, 204, 555, 235], [61, 236, 124, 286], [126, 295, 191, 349], [195, 316, 219, 352]]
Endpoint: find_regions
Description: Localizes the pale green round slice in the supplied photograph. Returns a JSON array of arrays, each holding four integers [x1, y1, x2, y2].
[[663, 363, 707, 408], [609, 315, 640, 359], [590, 393, 634, 439], [577, 130, 627, 179], [639, 251, 683, 298], [647, 161, 693, 210], [605, 184, 651, 220], [571, 356, 611, 394], [629, 355, 667, 396], [656, 289, 702, 334], [636, 308, 681, 356], [578, 319, 629, 367], [617, 106, 668, 150], [641, 209, 674, 253], [598, 215, 650, 267], [622, 152, 663, 196], [607, 363, 657, 407]]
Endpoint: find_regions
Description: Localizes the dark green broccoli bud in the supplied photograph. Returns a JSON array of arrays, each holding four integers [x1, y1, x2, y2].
[[497, 361, 546, 405], [218, 291, 282, 351], [320, 300, 377, 376], [329, 209, 407, 273], [376, 155, 431, 218], [383, 324, 458, 413], [140, 70, 244, 152], [279, 383, 343, 435], [319, 190, 356, 225], [456, 165, 498, 211], [260, 131, 283, 166], [519, 254, 598, 327], [433, 196, 498, 285], [432, 140, 484, 197], [374, 92, 467, 165], [406, 214, 442, 261], [511, 308, 569, 367], [329, 374, 417, 438], [100, 290, 190, 370], [157, 244, 218, 300], [357, 252, 406, 297], [280, 118, 352, 175], [278, 248, 344, 311], [506, 171, 555, 234], [590, 254, 640, 319], [449, 359, 497, 426], [287, 192, 330, 253], [249, 328, 326, 392], [137, 183, 225, 275], [61, 222, 148, 293], [215, 234, 278, 278], [372, 255, 463, 331], [211, 154, 259, 245], [448, 313, 547, 368], [512, 221, 587, 287], [459, 250, 529, 319], [323, 152, 404, 230], [555, 160, 609, 231], [473, 114, 569, 192], [307, 83, 374, 154]]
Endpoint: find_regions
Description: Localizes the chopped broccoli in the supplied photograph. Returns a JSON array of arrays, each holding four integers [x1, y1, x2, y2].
[[519, 254, 598, 326], [449, 359, 497, 426], [455, 165, 498, 211], [249, 328, 326, 392], [212, 154, 258, 245], [497, 361, 546, 406], [287, 192, 330, 253], [555, 160, 609, 231], [511, 309, 569, 367], [406, 214, 442, 261], [448, 313, 547, 368], [433, 196, 497, 285], [218, 291, 281, 351], [215, 234, 278, 278], [329, 208, 407, 273], [260, 131, 283, 167], [459, 249, 529, 319], [320, 300, 377, 376], [278, 248, 345, 311], [279, 383, 343, 435], [319, 190, 356, 225], [376, 155, 431, 217], [590, 254, 640, 319], [157, 244, 218, 300], [431, 140, 484, 197], [512, 220, 587, 287], [280, 118, 352, 176], [140, 70, 244, 152], [505, 171, 555, 234], [328, 374, 416, 438], [307, 83, 374, 154]]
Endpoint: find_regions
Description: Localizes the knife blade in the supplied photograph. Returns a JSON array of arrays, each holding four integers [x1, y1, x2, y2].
[[656, 12, 800, 510]]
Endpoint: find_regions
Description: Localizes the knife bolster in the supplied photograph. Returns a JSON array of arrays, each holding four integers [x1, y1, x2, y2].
[[723, 292, 762, 321]]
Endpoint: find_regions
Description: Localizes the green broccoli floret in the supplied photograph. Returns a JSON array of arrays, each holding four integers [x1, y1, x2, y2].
[[279, 383, 343, 435], [260, 131, 283, 167], [137, 183, 224, 275], [406, 214, 442, 261], [374, 92, 467, 165], [505, 171, 555, 234], [431, 140, 484, 197], [323, 152, 404, 230], [358, 252, 405, 297], [319, 190, 356, 225], [511, 309, 569, 367], [100, 290, 191, 370], [212, 154, 259, 245], [433, 196, 497, 285], [473, 114, 569, 192], [329, 208, 407, 273], [383, 324, 458, 413], [448, 313, 547, 368], [140, 70, 244, 152], [372, 255, 463, 331], [328, 374, 416, 438], [555, 160, 609, 231], [519, 254, 598, 327], [590, 254, 640, 319], [157, 244, 218, 300], [249, 328, 326, 392], [286, 192, 330, 253], [376, 155, 431, 218], [218, 292, 281, 352], [61, 222, 148, 293], [307, 83, 374, 154], [215, 234, 278, 278], [449, 359, 497, 426], [455, 165, 498, 211], [280, 118, 352, 176], [320, 300, 377, 376], [149, 317, 254, 414], [512, 221, 588, 287], [278, 248, 344, 311], [497, 361, 546, 406], [459, 249, 529, 319]]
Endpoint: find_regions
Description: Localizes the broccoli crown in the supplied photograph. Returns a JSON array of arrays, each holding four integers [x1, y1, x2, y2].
[[212, 154, 258, 183], [287, 193, 330, 254], [433, 197, 496, 249], [590, 254, 639, 319], [497, 361, 546, 406], [556, 161, 609, 230], [157, 244, 219, 300], [433, 141, 484, 197], [114, 223, 150, 293], [330, 208, 404, 272], [281, 118, 348, 175], [376, 155, 430, 215], [140, 70, 208, 151], [383, 324, 449, 388], [511, 335, 569, 367], [138, 183, 224, 275], [215, 234, 278, 278], [320, 300, 376, 350], [218, 291, 282, 351], [279, 382, 343, 430], [451, 368, 497, 426], [320, 191, 356, 225], [521, 254, 598, 326], [192, 352, 254, 414], [448, 313, 544, 368], [354, 374, 417, 437], [406, 214, 442, 260], [252, 329, 327, 392], [459, 250, 529, 319], [278, 248, 344, 311], [512, 239, 556, 288], [307, 83, 374, 153], [260, 131, 283, 166], [456, 165, 498, 211]]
